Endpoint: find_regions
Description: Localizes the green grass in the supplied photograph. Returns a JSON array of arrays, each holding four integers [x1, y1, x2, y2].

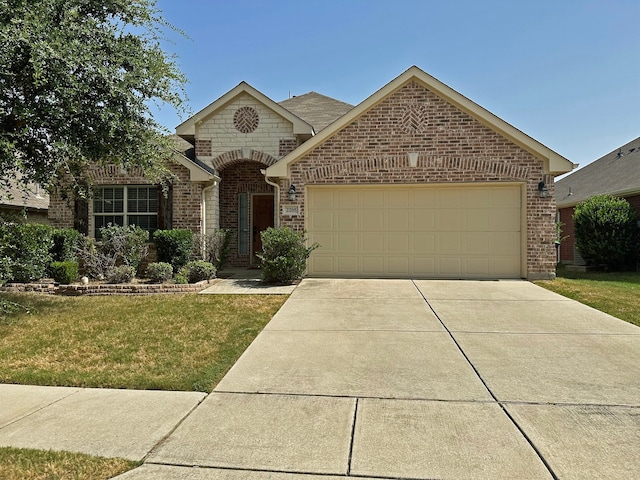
[[535, 267, 640, 327], [0, 447, 139, 480], [0, 293, 286, 391]]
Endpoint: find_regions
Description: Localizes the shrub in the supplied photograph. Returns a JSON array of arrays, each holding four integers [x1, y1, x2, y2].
[[177, 260, 216, 283], [191, 229, 233, 270], [573, 194, 639, 269], [50, 228, 82, 262], [145, 262, 173, 283], [153, 229, 194, 271], [100, 224, 149, 271], [50, 261, 79, 284], [0, 223, 53, 282], [257, 227, 318, 284], [76, 236, 115, 280], [0, 256, 11, 286], [106, 265, 136, 284]]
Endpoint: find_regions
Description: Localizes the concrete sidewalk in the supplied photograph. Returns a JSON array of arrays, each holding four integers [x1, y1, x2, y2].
[[1, 279, 639, 479]]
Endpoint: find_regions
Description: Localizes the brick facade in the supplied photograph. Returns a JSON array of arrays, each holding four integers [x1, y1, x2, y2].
[[48, 160, 203, 234], [277, 81, 557, 279]]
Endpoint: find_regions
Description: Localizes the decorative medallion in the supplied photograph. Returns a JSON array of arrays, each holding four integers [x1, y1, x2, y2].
[[400, 104, 428, 134], [233, 106, 259, 133]]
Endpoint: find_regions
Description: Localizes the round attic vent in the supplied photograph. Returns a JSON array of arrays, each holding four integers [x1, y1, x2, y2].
[[233, 106, 259, 134]]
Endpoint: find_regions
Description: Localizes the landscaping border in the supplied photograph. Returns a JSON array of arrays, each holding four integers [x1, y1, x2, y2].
[[0, 280, 214, 296]]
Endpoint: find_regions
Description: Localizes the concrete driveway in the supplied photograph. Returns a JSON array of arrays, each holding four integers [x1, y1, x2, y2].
[[118, 278, 640, 479]]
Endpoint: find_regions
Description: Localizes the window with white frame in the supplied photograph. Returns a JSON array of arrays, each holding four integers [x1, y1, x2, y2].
[[93, 186, 158, 237]]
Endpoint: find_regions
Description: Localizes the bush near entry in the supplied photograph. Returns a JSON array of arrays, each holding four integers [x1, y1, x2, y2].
[[257, 227, 318, 284]]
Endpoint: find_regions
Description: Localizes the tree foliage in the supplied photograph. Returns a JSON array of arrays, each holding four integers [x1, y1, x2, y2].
[[0, 0, 187, 197], [573, 194, 638, 269]]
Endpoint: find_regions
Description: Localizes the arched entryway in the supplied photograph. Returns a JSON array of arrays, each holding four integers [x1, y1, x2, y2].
[[219, 160, 274, 267]]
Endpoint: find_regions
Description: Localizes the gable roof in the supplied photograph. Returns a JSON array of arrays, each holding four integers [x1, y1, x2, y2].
[[176, 82, 313, 142], [266, 66, 575, 178], [556, 135, 640, 208], [278, 92, 353, 132]]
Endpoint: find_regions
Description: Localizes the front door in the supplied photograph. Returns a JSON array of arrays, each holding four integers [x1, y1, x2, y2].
[[252, 194, 274, 265]]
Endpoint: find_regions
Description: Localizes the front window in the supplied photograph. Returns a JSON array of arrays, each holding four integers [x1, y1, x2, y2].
[[93, 186, 158, 237]]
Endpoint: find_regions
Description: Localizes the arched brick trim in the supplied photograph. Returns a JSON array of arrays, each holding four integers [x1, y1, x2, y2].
[[303, 154, 530, 183], [212, 149, 277, 171]]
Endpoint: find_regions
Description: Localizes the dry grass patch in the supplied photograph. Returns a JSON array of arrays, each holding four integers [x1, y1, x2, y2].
[[0, 447, 138, 480], [0, 293, 286, 391], [535, 268, 640, 327]]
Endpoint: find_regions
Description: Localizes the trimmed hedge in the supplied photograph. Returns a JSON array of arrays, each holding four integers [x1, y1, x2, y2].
[[50, 261, 79, 284], [257, 227, 318, 284]]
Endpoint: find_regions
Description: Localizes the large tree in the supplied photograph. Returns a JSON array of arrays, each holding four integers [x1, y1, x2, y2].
[[0, 0, 187, 197]]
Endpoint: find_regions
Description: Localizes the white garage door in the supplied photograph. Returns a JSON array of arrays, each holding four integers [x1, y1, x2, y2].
[[306, 184, 523, 278]]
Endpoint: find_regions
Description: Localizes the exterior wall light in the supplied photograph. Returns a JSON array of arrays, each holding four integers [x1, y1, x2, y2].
[[538, 181, 549, 198], [288, 184, 297, 201]]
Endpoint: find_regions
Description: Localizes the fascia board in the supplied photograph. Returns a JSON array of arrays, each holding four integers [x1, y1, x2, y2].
[[173, 154, 218, 182]]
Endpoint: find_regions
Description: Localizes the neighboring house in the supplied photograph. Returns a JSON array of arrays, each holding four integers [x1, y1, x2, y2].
[[556, 135, 640, 264], [48, 66, 574, 279], [0, 180, 50, 223]]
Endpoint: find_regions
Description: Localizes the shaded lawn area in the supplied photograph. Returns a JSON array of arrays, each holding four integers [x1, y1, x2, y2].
[[0, 293, 286, 391], [0, 447, 138, 480], [535, 268, 640, 327]]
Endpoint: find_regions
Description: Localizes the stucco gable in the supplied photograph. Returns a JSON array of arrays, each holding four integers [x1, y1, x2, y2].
[[176, 82, 313, 143], [266, 66, 575, 178]]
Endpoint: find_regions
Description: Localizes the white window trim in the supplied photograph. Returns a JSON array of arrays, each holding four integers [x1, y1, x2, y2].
[[91, 185, 158, 238]]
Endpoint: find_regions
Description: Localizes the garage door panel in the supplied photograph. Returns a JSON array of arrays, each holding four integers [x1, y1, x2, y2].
[[387, 211, 409, 231], [362, 211, 384, 230], [336, 234, 359, 252], [336, 211, 358, 229], [411, 233, 436, 254], [307, 185, 522, 278], [412, 211, 436, 231], [336, 190, 359, 208], [361, 256, 384, 274]]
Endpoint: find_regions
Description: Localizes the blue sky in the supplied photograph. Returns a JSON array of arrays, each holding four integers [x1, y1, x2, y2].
[[152, 0, 639, 170]]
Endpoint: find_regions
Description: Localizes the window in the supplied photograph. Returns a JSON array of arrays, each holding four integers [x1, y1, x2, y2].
[[238, 192, 249, 255], [93, 186, 158, 237]]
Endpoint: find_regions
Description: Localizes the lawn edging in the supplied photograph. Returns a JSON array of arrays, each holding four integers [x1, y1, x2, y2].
[[1, 280, 214, 296]]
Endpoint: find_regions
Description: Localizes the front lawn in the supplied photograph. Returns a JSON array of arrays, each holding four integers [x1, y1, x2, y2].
[[535, 267, 640, 327], [0, 293, 286, 391], [0, 447, 138, 480]]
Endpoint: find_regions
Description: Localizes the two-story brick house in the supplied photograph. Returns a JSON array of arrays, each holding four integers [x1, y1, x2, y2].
[[48, 66, 574, 279]]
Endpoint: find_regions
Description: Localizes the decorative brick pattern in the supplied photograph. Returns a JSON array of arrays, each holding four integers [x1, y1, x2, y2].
[[233, 106, 260, 133], [195, 92, 296, 162], [278, 80, 557, 279], [212, 149, 277, 171]]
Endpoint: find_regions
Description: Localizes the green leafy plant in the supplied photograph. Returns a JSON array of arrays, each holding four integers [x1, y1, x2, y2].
[[153, 229, 194, 271], [50, 228, 83, 262], [257, 227, 319, 284], [50, 261, 79, 284], [178, 260, 216, 283], [106, 265, 136, 284], [0, 223, 53, 282], [145, 262, 173, 283], [573, 194, 638, 269]]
